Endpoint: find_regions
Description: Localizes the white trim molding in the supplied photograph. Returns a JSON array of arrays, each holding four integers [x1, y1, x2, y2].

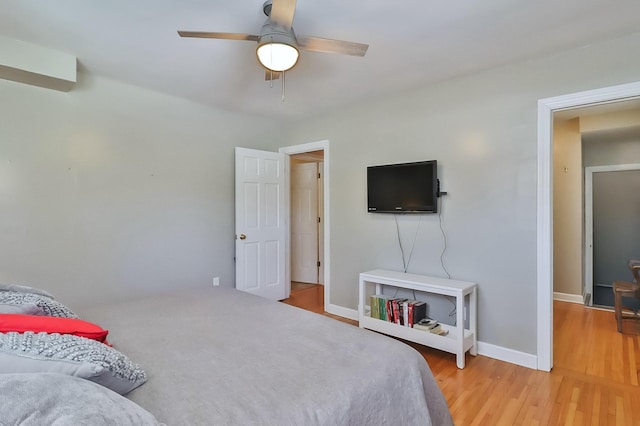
[[553, 292, 584, 304], [537, 80, 640, 372], [476, 342, 538, 370], [326, 305, 358, 321]]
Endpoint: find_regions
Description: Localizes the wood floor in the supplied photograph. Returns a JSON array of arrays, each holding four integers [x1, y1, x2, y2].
[[282, 284, 640, 425]]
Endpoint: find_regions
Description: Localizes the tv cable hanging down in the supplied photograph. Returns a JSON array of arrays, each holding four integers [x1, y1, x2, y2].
[[393, 182, 449, 275], [437, 193, 451, 279], [394, 214, 422, 273]]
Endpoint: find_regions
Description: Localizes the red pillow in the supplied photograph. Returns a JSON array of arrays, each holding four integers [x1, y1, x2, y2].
[[0, 314, 108, 342]]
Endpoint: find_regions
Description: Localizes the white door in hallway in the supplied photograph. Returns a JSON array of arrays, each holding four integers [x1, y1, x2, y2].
[[291, 161, 319, 283], [235, 147, 286, 300]]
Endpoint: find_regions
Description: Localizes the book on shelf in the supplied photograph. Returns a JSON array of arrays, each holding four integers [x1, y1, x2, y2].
[[385, 298, 395, 323], [413, 319, 449, 335], [409, 301, 427, 328], [414, 318, 437, 331], [369, 295, 380, 319], [427, 324, 442, 334], [368, 296, 429, 329], [369, 295, 391, 321], [370, 295, 378, 319], [373, 296, 395, 323], [402, 300, 409, 325], [378, 296, 389, 321], [392, 299, 400, 325]]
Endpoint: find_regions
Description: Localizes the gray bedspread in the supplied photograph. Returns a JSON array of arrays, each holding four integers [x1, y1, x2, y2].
[[78, 287, 452, 426]]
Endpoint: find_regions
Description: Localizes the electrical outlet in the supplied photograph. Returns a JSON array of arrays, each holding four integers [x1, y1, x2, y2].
[[213, 277, 220, 287]]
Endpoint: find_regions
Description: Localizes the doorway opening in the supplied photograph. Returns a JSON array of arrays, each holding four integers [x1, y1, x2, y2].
[[552, 107, 640, 310], [537, 80, 640, 371], [289, 150, 324, 286], [280, 140, 333, 315], [288, 150, 325, 312]]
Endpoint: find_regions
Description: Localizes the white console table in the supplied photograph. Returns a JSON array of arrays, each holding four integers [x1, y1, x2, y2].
[[358, 269, 477, 369]]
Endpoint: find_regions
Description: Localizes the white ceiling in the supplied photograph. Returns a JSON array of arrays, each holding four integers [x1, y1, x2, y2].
[[2, 0, 640, 121]]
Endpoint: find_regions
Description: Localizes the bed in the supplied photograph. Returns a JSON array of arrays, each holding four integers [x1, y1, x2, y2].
[[1, 286, 453, 425]]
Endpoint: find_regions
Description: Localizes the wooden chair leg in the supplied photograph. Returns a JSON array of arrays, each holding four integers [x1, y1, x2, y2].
[[614, 289, 623, 333]]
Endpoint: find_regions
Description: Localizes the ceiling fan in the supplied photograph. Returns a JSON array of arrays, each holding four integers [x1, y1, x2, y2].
[[178, 0, 369, 81]]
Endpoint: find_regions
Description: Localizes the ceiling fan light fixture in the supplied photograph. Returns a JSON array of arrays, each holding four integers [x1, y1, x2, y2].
[[257, 42, 298, 72], [179, 0, 369, 78], [256, 26, 299, 72]]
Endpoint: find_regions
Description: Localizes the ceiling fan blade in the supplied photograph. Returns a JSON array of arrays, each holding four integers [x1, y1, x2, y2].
[[178, 31, 259, 41], [270, 0, 296, 29], [297, 36, 369, 56], [265, 70, 281, 81]]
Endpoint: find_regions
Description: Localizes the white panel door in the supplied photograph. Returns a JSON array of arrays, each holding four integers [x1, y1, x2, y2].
[[585, 164, 640, 306], [291, 162, 318, 283], [235, 147, 286, 300]]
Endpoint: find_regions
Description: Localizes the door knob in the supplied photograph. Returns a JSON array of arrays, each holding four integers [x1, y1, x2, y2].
[[239, 234, 247, 240]]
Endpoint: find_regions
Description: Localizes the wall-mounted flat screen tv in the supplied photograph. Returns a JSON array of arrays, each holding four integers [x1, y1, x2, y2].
[[367, 160, 438, 213]]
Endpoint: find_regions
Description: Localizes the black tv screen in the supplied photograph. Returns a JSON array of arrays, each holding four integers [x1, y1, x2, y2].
[[367, 160, 438, 213]]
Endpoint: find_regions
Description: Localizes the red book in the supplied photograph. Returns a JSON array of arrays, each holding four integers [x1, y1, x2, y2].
[[408, 302, 414, 328], [393, 300, 400, 325]]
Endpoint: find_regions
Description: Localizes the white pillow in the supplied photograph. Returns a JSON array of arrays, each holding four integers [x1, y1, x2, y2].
[[0, 331, 147, 395], [0, 372, 161, 425], [0, 282, 55, 299], [0, 291, 77, 318]]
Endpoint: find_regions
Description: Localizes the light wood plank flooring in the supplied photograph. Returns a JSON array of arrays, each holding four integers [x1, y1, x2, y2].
[[282, 284, 640, 425]]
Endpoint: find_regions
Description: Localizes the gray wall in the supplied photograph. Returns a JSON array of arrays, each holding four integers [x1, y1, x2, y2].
[[282, 31, 640, 354], [583, 133, 640, 166], [0, 73, 282, 307]]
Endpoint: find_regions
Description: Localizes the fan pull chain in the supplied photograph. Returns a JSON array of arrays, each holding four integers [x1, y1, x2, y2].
[[269, 36, 274, 88], [281, 70, 286, 102]]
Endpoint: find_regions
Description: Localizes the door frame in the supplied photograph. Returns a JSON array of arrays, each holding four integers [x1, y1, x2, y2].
[[280, 140, 339, 315], [537, 80, 640, 371], [584, 163, 640, 306]]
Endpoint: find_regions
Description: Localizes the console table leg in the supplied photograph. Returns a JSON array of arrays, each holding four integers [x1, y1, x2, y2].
[[456, 293, 464, 369], [469, 288, 478, 356], [456, 354, 465, 369]]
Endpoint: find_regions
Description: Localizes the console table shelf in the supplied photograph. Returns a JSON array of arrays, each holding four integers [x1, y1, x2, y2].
[[358, 269, 477, 369]]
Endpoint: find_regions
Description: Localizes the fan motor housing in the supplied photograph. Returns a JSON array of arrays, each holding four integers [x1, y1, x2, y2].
[[263, 0, 273, 17]]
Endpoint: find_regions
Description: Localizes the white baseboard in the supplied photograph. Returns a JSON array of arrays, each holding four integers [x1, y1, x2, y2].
[[325, 305, 539, 370], [553, 292, 584, 304], [476, 341, 538, 370], [326, 304, 358, 321]]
